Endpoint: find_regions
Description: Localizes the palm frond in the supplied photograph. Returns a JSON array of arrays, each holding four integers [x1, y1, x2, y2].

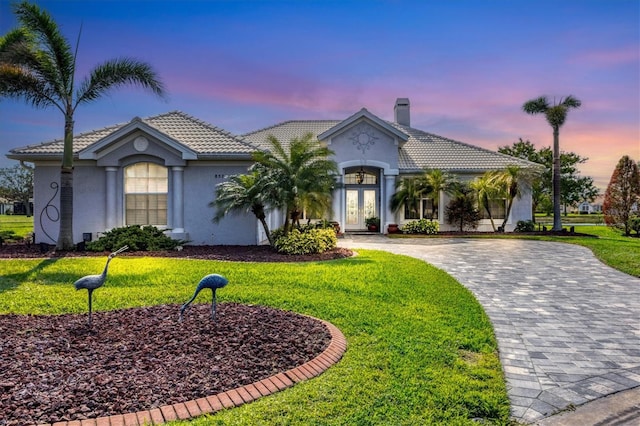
[[522, 96, 550, 114], [0, 63, 60, 109], [14, 1, 74, 94], [76, 58, 165, 106], [560, 95, 582, 109]]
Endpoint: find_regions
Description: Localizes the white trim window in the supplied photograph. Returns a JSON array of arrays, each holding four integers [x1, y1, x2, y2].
[[124, 162, 168, 226], [404, 197, 438, 220], [479, 199, 506, 220]]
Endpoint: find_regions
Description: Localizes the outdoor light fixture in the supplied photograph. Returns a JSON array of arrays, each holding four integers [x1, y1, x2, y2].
[[356, 167, 365, 184]]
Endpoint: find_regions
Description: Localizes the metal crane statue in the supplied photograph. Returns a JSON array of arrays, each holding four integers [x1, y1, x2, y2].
[[179, 273, 229, 322], [74, 245, 128, 326]]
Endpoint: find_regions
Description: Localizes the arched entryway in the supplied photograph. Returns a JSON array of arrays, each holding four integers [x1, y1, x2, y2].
[[344, 166, 380, 231]]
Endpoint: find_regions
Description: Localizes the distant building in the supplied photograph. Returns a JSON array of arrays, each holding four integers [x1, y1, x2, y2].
[[576, 195, 604, 214]]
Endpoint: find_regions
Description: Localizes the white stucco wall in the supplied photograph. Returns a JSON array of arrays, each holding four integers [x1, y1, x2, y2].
[[33, 163, 61, 244], [31, 158, 259, 246], [183, 163, 257, 245], [327, 122, 400, 171], [33, 161, 107, 244]]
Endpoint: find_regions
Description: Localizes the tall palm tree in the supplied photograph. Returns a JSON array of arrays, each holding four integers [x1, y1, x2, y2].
[[419, 168, 455, 219], [523, 95, 581, 231], [390, 177, 426, 219], [470, 172, 501, 231], [490, 165, 539, 231], [0, 1, 165, 249], [212, 170, 275, 246], [252, 133, 338, 234]]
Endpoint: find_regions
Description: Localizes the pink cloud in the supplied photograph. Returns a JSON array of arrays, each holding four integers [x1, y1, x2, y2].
[[570, 46, 640, 67]]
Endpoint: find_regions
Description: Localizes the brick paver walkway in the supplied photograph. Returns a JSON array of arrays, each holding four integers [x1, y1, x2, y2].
[[339, 235, 640, 423]]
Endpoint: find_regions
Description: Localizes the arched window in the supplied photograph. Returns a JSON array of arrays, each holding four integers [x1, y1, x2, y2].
[[344, 168, 378, 185], [124, 162, 168, 226]]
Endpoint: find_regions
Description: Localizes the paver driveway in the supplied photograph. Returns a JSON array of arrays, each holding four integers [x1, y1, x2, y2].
[[339, 236, 640, 423]]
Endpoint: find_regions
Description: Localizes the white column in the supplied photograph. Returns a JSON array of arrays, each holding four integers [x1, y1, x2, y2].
[[338, 174, 346, 231], [384, 174, 396, 228], [333, 174, 343, 230], [172, 166, 184, 233], [105, 167, 118, 230]]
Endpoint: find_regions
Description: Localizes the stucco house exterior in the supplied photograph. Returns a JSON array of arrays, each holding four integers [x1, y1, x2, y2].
[[7, 98, 537, 245]]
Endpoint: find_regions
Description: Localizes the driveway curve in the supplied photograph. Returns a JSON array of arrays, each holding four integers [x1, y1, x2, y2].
[[339, 235, 640, 424]]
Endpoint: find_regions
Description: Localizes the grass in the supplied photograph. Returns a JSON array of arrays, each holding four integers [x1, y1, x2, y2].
[[0, 252, 510, 425], [534, 213, 604, 224], [0, 214, 33, 239]]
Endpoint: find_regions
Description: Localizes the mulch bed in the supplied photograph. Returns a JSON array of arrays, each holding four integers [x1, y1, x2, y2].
[[0, 244, 352, 425], [0, 244, 354, 262], [0, 303, 331, 425]]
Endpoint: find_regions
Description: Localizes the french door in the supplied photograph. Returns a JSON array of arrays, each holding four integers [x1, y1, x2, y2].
[[345, 188, 378, 231]]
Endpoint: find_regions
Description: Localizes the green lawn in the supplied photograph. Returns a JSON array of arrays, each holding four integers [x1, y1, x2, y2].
[[0, 251, 510, 425], [534, 213, 604, 224], [0, 215, 34, 240]]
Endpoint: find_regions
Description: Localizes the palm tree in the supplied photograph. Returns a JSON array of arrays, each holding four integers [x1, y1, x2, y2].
[[390, 177, 426, 219], [490, 165, 539, 231], [523, 95, 581, 231], [470, 172, 501, 231], [419, 168, 455, 219], [211, 169, 275, 246], [252, 133, 338, 234], [0, 1, 165, 249]]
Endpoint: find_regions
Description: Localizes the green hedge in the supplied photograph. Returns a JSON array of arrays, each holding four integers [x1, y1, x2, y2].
[[273, 227, 337, 255], [401, 219, 439, 234], [86, 225, 186, 252], [515, 220, 535, 232]]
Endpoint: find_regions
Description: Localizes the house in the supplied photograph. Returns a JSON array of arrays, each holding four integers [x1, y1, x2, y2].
[[7, 99, 538, 245], [575, 195, 604, 215]]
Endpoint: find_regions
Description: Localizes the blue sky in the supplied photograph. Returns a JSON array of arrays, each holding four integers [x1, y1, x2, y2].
[[1, 0, 638, 189]]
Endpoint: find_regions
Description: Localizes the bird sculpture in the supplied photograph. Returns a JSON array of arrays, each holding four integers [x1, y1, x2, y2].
[[179, 273, 229, 322], [74, 245, 128, 326]]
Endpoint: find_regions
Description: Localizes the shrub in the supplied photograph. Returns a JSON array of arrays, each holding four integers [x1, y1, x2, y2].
[[273, 227, 337, 255], [401, 219, 439, 234], [315, 219, 340, 233], [86, 225, 186, 252], [629, 216, 640, 236], [445, 186, 480, 232], [0, 230, 20, 244], [365, 217, 380, 228], [514, 220, 535, 232]]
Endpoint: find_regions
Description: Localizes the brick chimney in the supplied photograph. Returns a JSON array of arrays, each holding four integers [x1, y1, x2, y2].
[[394, 98, 410, 127]]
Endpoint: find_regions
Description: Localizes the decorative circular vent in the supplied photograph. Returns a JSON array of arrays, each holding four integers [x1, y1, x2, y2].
[[133, 136, 149, 152]]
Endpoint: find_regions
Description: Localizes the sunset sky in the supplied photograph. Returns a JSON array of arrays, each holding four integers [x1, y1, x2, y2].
[[1, 0, 638, 190]]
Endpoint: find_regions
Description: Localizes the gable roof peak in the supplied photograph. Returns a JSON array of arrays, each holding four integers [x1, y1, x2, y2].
[[318, 108, 409, 143]]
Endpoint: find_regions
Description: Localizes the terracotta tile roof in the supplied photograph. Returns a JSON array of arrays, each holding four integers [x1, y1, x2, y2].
[[8, 111, 256, 159]]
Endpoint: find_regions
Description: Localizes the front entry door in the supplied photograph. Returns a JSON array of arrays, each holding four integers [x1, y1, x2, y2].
[[346, 188, 378, 231]]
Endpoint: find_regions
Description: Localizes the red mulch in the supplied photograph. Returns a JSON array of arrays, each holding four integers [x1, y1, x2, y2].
[[0, 243, 353, 262], [0, 304, 331, 425], [0, 244, 352, 425]]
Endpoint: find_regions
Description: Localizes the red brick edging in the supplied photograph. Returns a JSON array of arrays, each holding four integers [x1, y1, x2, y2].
[[37, 319, 347, 426]]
